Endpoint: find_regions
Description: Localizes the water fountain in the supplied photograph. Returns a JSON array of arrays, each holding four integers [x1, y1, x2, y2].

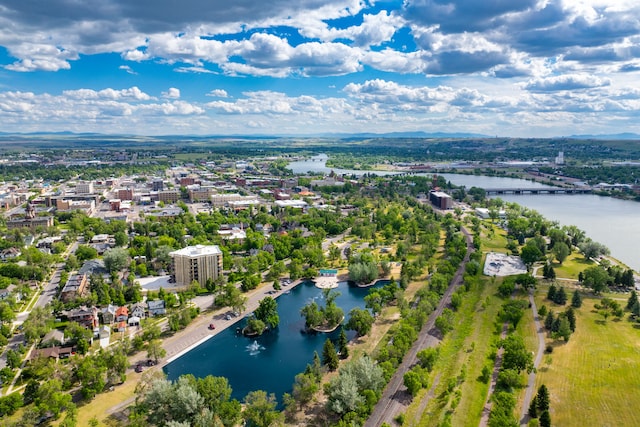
[[246, 340, 264, 356]]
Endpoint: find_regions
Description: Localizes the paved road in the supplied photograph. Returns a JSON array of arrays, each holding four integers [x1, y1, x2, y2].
[[365, 225, 473, 427]]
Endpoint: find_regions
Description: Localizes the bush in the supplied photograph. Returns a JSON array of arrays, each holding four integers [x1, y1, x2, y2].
[[545, 345, 553, 354]]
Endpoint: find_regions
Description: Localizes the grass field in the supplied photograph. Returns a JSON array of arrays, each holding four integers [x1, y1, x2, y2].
[[551, 252, 595, 280], [532, 291, 640, 427], [479, 223, 509, 253]]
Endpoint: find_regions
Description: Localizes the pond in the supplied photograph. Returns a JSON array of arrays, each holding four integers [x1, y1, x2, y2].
[[164, 279, 387, 401]]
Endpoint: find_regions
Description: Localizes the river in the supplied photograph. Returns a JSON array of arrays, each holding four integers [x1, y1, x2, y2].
[[288, 157, 639, 272]]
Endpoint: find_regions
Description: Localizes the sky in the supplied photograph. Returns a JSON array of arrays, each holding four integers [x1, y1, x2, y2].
[[1, 0, 640, 137]]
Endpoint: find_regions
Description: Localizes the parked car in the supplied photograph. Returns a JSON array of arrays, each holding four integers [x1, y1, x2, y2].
[[135, 364, 143, 373]]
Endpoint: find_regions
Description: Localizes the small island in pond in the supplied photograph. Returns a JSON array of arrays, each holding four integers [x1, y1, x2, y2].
[[300, 289, 344, 333]]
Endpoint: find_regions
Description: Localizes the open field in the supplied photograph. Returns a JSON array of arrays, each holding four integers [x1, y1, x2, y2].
[[532, 291, 640, 427], [551, 252, 595, 280]]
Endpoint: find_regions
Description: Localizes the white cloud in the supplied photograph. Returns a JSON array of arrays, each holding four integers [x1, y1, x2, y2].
[[119, 65, 137, 74], [207, 89, 228, 97], [162, 88, 181, 99], [524, 74, 611, 92]]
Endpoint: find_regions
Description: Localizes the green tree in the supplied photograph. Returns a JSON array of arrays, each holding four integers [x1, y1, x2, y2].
[[582, 265, 610, 294], [536, 384, 550, 412], [528, 395, 538, 418], [578, 239, 609, 260], [254, 297, 279, 330], [520, 244, 542, 267], [103, 247, 130, 273], [291, 372, 318, 407], [539, 410, 551, 427], [146, 339, 166, 364], [243, 390, 283, 427], [552, 242, 571, 264], [75, 245, 98, 261], [345, 307, 374, 337], [571, 290, 582, 308], [435, 308, 455, 335], [417, 347, 439, 372], [322, 339, 339, 371], [501, 334, 533, 373], [337, 327, 349, 359], [626, 290, 639, 311]]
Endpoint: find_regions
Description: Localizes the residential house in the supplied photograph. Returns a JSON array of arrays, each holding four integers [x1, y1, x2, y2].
[[115, 306, 129, 323], [147, 300, 166, 317], [0, 247, 21, 260], [130, 302, 146, 319], [101, 304, 117, 324], [41, 329, 65, 348], [64, 306, 99, 329]]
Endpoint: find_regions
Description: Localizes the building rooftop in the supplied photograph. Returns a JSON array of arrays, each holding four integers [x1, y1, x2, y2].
[[170, 244, 222, 257]]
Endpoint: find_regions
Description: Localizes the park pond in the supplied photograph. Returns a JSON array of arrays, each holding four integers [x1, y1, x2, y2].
[[164, 279, 387, 401]]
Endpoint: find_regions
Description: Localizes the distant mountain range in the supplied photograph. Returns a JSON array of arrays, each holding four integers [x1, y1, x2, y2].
[[565, 133, 640, 140], [1, 131, 639, 140]]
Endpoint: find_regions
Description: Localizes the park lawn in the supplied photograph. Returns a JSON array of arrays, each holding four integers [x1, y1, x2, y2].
[[533, 294, 640, 427], [552, 252, 594, 280], [479, 223, 509, 253]]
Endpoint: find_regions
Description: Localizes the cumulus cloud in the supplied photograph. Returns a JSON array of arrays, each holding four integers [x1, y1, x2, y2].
[[524, 74, 611, 92], [162, 88, 181, 98], [207, 89, 228, 97]]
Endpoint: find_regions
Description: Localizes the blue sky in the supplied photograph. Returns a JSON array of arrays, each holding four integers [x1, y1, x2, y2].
[[1, 0, 640, 137]]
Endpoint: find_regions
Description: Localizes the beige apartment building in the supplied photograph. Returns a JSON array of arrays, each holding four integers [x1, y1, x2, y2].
[[170, 245, 223, 287]]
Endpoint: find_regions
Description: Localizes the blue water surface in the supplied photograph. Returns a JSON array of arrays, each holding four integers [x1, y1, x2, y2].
[[164, 280, 387, 401]]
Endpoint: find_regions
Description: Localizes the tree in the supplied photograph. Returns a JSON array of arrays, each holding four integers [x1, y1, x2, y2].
[[536, 384, 550, 412], [435, 308, 455, 335], [578, 239, 609, 260], [337, 327, 349, 359], [528, 395, 539, 418], [544, 311, 555, 331], [515, 273, 537, 290], [542, 263, 556, 280], [565, 307, 576, 332], [552, 242, 571, 264], [322, 339, 339, 371], [345, 307, 374, 337], [499, 300, 528, 329], [501, 334, 533, 373], [75, 245, 98, 261], [520, 244, 542, 267], [539, 410, 551, 427], [243, 390, 283, 427], [147, 339, 166, 364], [254, 297, 279, 330], [582, 265, 610, 294], [554, 287, 567, 305], [571, 290, 582, 308], [417, 347, 439, 372], [627, 290, 639, 311], [291, 372, 318, 407], [546, 284, 557, 302], [103, 247, 130, 273]]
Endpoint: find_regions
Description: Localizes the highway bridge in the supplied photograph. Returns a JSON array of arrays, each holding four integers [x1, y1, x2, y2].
[[484, 187, 592, 195]]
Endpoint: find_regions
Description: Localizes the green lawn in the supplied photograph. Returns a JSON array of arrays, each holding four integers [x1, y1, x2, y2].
[[551, 252, 595, 280], [479, 223, 509, 253], [532, 292, 640, 427]]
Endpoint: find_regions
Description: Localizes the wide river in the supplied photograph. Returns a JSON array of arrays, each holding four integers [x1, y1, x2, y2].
[[288, 157, 639, 271]]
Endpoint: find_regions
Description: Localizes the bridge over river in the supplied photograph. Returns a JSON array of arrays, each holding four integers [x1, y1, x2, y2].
[[485, 187, 592, 195]]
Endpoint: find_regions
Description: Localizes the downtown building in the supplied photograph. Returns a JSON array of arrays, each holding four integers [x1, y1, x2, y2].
[[169, 245, 223, 287]]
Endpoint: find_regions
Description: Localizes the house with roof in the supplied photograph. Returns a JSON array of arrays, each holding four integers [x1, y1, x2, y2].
[[128, 316, 141, 327], [131, 302, 146, 319], [0, 247, 21, 260], [98, 325, 111, 348], [147, 300, 166, 317], [101, 304, 117, 324], [64, 306, 99, 329], [115, 306, 129, 323], [41, 329, 65, 348]]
